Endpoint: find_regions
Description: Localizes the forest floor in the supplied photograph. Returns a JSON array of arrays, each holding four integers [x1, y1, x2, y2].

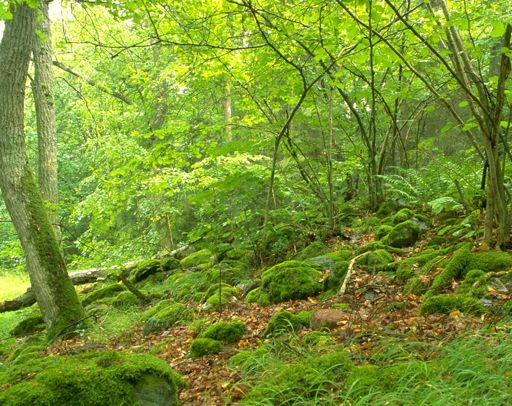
[[45, 259, 489, 404]]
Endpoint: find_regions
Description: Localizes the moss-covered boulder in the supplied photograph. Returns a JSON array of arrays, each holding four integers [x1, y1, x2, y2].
[[261, 261, 323, 303], [180, 249, 213, 269], [430, 246, 512, 294], [198, 320, 245, 343], [142, 303, 193, 336], [0, 351, 183, 405], [10, 312, 45, 337], [420, 294, 484, 315], [82, 283, 125, 307], [294, 241, 331, 260], [189, 338, 222, 358], [130, 257, 180, 283], [305, 251, 351, 291], [112, 291, 140, 307], [245, 287, 270, 306], [204, 284, 238, 300], [356, 249, 393, 272], [207, 260, 250, 286], [376, 224, 393, 240], [264, 310, 311, 337], [385, 220, 420, 248], [203, 286, 238, 311]]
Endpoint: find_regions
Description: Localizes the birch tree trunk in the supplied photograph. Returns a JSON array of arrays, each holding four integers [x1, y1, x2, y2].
[[0, 2, 84, 340]]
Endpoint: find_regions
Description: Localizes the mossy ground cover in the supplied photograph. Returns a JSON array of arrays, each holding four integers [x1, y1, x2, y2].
[[2, 212, 512, 404]]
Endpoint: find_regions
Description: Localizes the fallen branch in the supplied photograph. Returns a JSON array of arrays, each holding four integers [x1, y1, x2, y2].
[[338, 252, 370, 296]]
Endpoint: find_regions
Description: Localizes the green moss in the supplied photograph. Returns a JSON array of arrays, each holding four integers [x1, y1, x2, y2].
[[112, 291, 139, 307], [261, 261, 323, 303], [356, 249, 393, 272], [225, 248, 252, 260], [162, 270, 212, 301], [204, 284, 239, 300], [82, 283, 125, 307], [356, 241, 406, 255], [180, 249, 213, 269], [129, 257, 180, 283], [346, 364, 379, 393], [301, 331, 336, 348], [264, 310, 310, 337], [385, 220, 420, 248], [306, 251, 351, 291], [208, 260, 250, 286], [465, 269, 486, 283], [20, 167, 85, 341], [404, 277, 428, 295], [143, 299, 173, 319], [189, 338, 222, 358], [391, 208, 416, 224], [245, 287, 270, 306], [376, 201, 399, 218], [294, 241, 331, 260], [10, 312, 45, 337], [0, 351, 183, 405], [203, 289, 237, 311], [376, 224, 393, 240], [199, 320, 245, 343], [420, 294, 484, 315], [142, 303, 193, 336]]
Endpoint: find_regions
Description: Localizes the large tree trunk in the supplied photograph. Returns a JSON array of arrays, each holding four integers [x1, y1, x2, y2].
[[0, 3, 84, 340], [33, 0, 60, 242]]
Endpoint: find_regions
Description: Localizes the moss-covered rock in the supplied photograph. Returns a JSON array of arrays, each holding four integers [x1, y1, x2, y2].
[[376, 201, 399, 218], [180, 249, 213, 269], [142, 303, 193, 336], [294, 241, 331, 260], [112, 291, 140, 307], [129, 257, 180, 283], [306, 251, 352, 291], [356, 249, 394, 272], [82, 283, 125, 307], [420, 294, 484, 315], [204, 284, 239, 300], [376, 224, 393, 240], [356, 241, 407, 255], [0, 351, 183, 405], [430, 247, 512, 294], [385, 220, 420, 248], [245, 287, 270, 306], [199, 320, 245, 343], [264, 310, 310, 337], [203, 288, 238, 311], [404, 277, 428, 295], [189, 338, 222, 358], [10, 312, 45, 337], [207, 260, 250, 286], [261, 261, 323, 303]]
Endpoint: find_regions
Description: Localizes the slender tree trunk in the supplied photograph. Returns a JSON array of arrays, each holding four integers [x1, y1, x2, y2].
[[0, 3, 84, 340], [224, 80, 233, 141], [33, 0, 60, 242]]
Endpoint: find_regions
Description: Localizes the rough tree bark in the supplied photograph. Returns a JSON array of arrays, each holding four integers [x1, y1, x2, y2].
[[33, 0, 60, 242], [0, 2, 85, 340]]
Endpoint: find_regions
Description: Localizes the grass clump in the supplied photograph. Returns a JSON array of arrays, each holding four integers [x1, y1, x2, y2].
[[420, 294, 484, 315], [261, 260, 323, 303], [189, 338, 222, 358], [264, 310, 311, 337], [199, 320, 245, 343]]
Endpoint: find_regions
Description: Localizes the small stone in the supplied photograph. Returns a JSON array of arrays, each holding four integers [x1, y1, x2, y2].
[[310, 309, 346, 330]]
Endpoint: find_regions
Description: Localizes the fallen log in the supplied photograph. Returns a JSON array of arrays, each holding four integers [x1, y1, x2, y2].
[[0, 245, 191, 313]]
